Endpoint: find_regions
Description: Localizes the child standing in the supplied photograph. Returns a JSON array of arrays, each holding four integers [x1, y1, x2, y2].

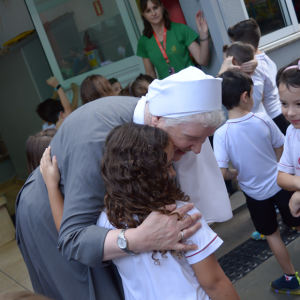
[[40, 123, 240, 300], [214, 70, 300, 294], [277, 59, 300, 217], [228, 19, 289, 134]]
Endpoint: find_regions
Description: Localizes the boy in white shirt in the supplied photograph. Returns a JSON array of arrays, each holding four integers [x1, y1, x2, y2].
[[228, 18, 289, 135], [214, 70, 300, 295], [222, 42, 265, 114]]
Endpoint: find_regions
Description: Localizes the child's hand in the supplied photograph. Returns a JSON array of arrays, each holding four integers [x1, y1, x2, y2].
[[241, 57, 258, 75], [229, 169, 238, 180], [40, 146, 60, 189], [289, 191, 300, 217], [219, 56, 240, 75], [46, 76, 59, 88]]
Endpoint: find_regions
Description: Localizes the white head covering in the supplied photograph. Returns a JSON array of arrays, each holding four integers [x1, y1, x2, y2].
[[147, 66, 223, 118], [133, 67, 233, 223]]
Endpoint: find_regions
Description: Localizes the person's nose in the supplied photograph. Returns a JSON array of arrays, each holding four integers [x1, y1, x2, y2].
[[287, 106, 296, 118], [191, 141, 202, 154]]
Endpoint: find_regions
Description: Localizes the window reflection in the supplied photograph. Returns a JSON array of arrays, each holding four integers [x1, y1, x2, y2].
[[36, 0, 134, 79], [244, 0, 291, 36]]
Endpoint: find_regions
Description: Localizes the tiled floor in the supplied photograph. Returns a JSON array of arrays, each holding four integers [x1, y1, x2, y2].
[[0, 183, 23, 216], [0, 240, 33, 295]]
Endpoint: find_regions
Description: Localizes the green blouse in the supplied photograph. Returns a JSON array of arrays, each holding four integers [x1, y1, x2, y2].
[[137, 22, 198, 79]]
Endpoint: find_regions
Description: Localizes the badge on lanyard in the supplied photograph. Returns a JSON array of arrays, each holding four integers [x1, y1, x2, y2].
[[153, 28, 175, 75]]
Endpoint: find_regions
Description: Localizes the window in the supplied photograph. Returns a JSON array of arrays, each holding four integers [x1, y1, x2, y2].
[[26, 0, 145, 88], [244, 0, 292, 35]]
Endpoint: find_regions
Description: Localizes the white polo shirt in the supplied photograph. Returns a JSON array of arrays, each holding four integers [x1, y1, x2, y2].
[[278, 124, 300, 176], [251, 70, 266, 114], [255, 52, 282, 119], [213, 112, 284, 200], [97, 201, 223, 300]]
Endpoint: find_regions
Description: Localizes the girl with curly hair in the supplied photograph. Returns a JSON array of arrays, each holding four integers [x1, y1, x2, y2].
[[40, 123, 239, 300]]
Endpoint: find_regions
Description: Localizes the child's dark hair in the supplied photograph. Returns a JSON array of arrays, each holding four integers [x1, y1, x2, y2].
[[276, 58, 300, 90], [119, 74, 154, 97], [140, 0, 171, 38], [108, 78, 118, 85], [228, 18, 261, 50], [219, 71, 253, 110], [223, 42, 255, 65], [36, 99, 64, 124], [101, 123, 189, 263], [26, 129, 57, 174]]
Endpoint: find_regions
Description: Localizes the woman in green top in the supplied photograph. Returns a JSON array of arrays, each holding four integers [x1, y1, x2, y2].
[[137, 0, 209, 79]]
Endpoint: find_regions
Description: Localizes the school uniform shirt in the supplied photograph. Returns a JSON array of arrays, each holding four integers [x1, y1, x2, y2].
[[251, 70, 266, 114], [278, 124, 300, 176], [255, 52, 282, 119], [97, 201, 223, 300], [137, 22, 198, 79], [213, 112, 284, 200]]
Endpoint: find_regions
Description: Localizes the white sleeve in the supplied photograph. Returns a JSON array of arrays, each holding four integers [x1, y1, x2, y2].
[[278, 126, 294, 174], [96, 210, 116, 230], [183, 206, 223, 265], [213, 128, 229, 168], [256, 113, 285, 148]]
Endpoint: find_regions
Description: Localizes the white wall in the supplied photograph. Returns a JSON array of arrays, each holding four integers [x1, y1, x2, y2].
[[0, 0, 34, 45]]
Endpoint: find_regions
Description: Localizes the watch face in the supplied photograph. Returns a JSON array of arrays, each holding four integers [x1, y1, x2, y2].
[[118, 237, 126, 249]]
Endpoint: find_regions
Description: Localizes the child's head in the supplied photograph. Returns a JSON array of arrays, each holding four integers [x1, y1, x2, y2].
[[80, 75, 115, 105], [36, 99, 65, 127], [26, 129, 57, 174], [228, 18, 261, 50], [119, 73, 154, 97], [108, 78, 122, 95], [276, 59, 300, 128], [219, 70, 254, 111], [101, 123, 188, 229], [223, 42, 255, 70]]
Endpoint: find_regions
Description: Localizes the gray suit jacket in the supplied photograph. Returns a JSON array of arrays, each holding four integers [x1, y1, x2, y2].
[[16, 96, 139, 300]]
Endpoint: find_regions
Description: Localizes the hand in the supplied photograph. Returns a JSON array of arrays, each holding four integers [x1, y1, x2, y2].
[[40, 146, 60, 189], [240, 57, 258, 75], [229, 169, 238, 180], [46, 76, 59, 88], [219, 56, 240, 75], [195, 10, 208, 38], [71, 83, 79, 91], [289, 191, 300, 217], [133, 203, 202, 252]]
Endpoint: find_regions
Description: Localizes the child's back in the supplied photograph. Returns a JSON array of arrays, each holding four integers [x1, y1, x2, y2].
[[97, 201, 222, 300], [214, 112, 283, 199]]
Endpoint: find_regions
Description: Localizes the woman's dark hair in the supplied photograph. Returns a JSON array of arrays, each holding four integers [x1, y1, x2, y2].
[[80, 75, 115, 105], [36, 99, 64, 124], [219, 70, 253, 110], [276, 58, 300, 90], [119, 73, 154, 97], [26, 129, 57, 174], [101, 123, 189, 263], [140, 0, 171, 38]]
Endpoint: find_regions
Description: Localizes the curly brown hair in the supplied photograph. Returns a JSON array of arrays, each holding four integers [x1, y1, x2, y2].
[[101, 123, 189, 263], [140, 0, 171, 38]]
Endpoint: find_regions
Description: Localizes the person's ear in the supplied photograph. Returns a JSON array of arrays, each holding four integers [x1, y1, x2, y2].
[[240, 91, 248, 104], [59, 111, 65, 120], [232, 58, 239, 66], [151, 115, 162, 127]]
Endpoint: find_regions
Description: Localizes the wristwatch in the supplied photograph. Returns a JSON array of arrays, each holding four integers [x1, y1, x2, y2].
[[117, 229, 137, 255]]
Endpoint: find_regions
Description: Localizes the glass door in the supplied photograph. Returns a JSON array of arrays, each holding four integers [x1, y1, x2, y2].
[[25, 0, 145, 89]]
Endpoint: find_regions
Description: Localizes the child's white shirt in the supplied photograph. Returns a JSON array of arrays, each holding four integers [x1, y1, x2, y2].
[[97, 201, 223, 300], [255, 52, 281, 119], [278, 124, 300, 176], [251, 70, 266, 114], [213, 112, 284, 200]]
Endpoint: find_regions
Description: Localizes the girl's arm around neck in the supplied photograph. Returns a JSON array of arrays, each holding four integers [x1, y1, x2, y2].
[[192, 254, 240, 300]]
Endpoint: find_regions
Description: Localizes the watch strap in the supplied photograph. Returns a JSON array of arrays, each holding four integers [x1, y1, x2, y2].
[[118, 229, 137, 255], [54, 84, 61, 91]]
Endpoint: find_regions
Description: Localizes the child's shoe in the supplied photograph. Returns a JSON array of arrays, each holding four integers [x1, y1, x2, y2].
[[270, 272, 300, 294], [251, 231, 266, 240]]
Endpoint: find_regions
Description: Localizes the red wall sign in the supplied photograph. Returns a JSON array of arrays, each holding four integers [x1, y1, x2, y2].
[[93, 1, 104, 16]]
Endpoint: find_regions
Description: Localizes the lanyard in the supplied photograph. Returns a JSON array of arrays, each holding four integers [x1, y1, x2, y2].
[[153, 27, 169, 64]]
